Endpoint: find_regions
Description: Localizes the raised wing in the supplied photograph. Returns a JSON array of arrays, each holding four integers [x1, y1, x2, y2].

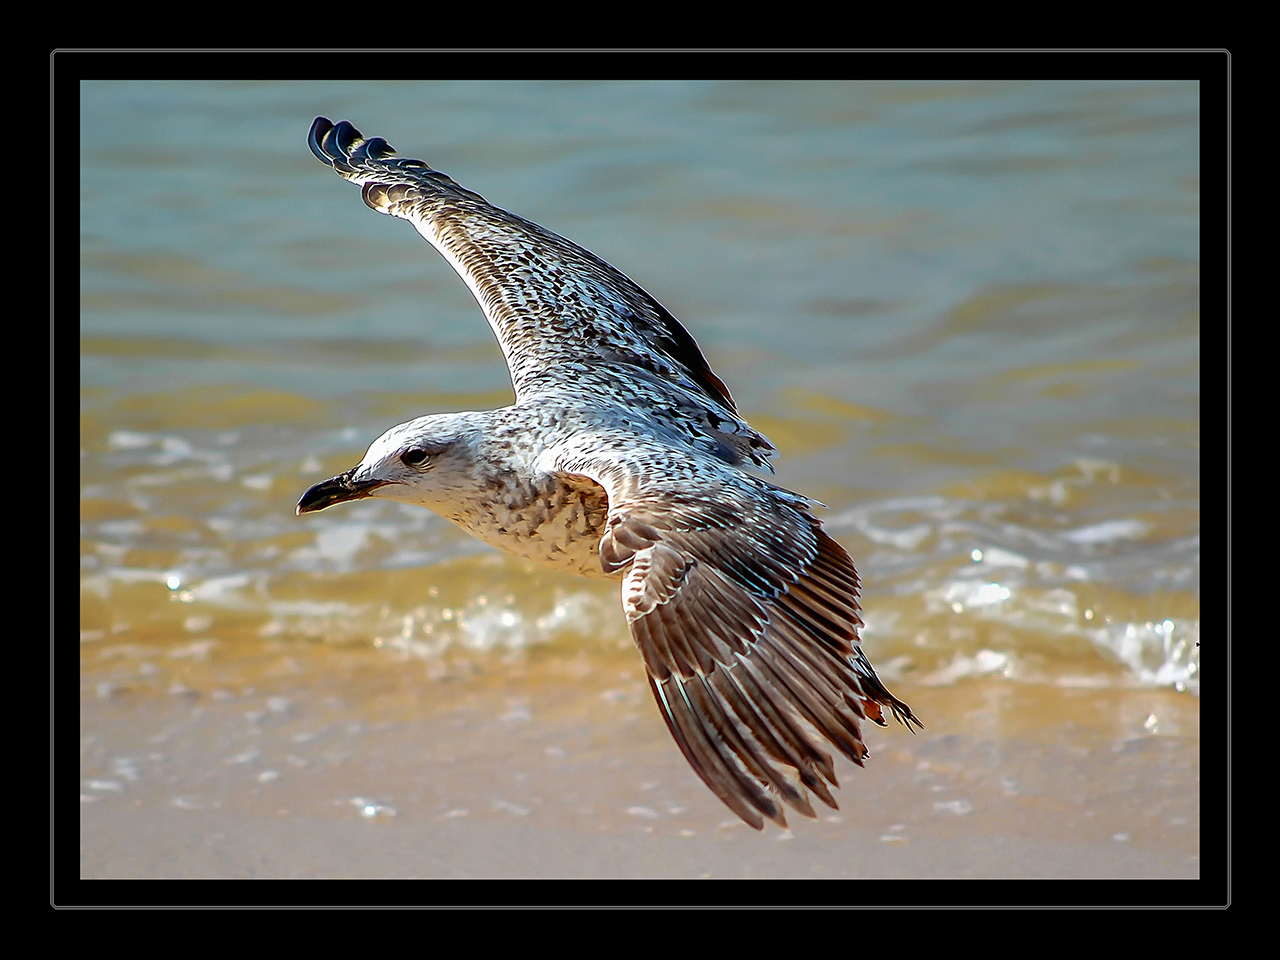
[[557, 447, 921, 829], [308, 117, 775, 470]]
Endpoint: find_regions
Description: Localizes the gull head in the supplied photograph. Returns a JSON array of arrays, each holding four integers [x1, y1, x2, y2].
[[296, 413, 481, 517]]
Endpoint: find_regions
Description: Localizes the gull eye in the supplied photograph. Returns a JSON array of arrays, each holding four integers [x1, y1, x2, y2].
[[401, 448, 431, 467]]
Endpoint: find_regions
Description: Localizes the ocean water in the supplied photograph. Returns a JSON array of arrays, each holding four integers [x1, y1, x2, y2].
[[81, 79, 1199, 692]]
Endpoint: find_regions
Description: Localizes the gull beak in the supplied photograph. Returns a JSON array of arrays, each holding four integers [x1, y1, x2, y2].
[[296, 469, 388, 516]]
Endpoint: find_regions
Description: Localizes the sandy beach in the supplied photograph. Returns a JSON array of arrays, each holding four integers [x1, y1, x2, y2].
[[78, 641, 1200, 886]]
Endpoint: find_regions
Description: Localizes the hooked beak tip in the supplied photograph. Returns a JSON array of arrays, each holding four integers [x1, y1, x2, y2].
[[296, 470, 386, 515]]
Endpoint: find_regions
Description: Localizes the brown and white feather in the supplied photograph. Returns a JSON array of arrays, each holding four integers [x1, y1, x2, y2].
[[303, 118, 920, 829], [552, 445, 921, 828]]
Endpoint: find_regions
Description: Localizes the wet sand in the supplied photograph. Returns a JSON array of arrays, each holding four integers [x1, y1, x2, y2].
[[77, 648, 1200, 887]]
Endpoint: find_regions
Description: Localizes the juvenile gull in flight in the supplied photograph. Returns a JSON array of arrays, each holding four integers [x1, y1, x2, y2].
[[297, 118, 920, 829]]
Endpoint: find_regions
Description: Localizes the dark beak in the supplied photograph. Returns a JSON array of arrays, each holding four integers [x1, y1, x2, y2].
[[296, 469, 388, 516]]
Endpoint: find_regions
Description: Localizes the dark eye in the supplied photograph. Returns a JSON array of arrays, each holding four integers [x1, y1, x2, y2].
[[401, 448, 431, 467]]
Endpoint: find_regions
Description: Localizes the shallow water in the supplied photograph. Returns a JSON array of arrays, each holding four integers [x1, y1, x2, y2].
[[78, 79, 1200, 880]]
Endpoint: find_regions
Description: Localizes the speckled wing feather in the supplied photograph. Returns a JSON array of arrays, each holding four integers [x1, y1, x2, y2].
[[308, 117, 775, 472], [307, 116, 921, 828], [552, 442, 922, 829]]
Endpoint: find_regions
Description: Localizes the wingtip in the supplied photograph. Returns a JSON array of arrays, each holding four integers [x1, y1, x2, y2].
[[309, 117, 400, 176], [308, 117, 367, 168], [308, 116, 335, 165]]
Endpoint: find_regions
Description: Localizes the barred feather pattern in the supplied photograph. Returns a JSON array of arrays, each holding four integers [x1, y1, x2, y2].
[[575, 458, 921, 829]]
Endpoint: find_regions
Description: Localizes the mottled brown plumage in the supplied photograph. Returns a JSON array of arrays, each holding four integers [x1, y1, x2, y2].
[[298, 118, 920, 829]]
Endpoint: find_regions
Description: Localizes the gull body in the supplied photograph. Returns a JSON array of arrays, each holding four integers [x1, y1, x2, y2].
[[297, 118, 919, 829]]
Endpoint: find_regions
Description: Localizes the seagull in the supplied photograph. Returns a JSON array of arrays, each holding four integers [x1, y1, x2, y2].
[[297, 117, 920, 830]]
